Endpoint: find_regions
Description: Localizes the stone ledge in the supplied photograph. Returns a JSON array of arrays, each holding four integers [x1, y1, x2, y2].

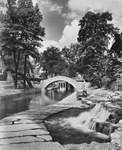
[[0, 88, 41, 100], [0, 142, 67, 150], [0, 129, 50, 139]]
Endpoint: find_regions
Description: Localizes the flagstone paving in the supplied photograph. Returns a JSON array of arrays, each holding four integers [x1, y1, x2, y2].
[[0, 142, 68, 150], [0, 103, 73, 150]]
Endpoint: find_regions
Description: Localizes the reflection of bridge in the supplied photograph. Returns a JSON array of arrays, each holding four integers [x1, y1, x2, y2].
[[40, 76, 85, 91]]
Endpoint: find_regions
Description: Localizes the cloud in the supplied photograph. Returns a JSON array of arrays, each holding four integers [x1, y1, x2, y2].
[[38, 40, 60, 53], [38, 19, 80, 51], [68, 0, 122, 14], [68, 0, 122, 30], [58, 19, 80, 48], [62, 12, 80, 20], [32, 0, 38, 6], [39, 0, 63, 14], [49, 4, 63, 14]]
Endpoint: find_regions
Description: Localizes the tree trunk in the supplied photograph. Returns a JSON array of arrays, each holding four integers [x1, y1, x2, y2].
[[15, 66, 18, 89], [46, 69, 48, 79], [13, 50, 21, 89], [13, 51, 17, 89], [23, 54, 27, 88], [6, 68, 34, 88]]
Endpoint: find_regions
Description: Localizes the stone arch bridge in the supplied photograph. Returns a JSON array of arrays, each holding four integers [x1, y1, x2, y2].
[[40, 76, 85, 91]]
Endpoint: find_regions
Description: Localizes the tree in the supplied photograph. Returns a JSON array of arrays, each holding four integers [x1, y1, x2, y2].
[[0, 0, 22, 88], [77, 11, 119, 87], [0, 0, 45, 88], [41, 46, 63, 78], [16, 0, 45, 88], [111, 32, 122, 58], [61, 43, 81, 77], [78, 11, 118, 44]]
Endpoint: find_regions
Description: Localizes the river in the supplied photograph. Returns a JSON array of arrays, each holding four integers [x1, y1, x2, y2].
[[0, 88, 74, 120]]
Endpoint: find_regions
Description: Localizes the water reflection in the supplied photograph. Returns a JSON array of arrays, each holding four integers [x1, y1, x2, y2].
[[46, 88, 74, 101], [0, 97, 30, 120], [0, 87, 74, 120], [0, 93, 54, 120]]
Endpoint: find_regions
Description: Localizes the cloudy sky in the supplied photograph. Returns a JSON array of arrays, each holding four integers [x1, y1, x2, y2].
[[32, 0, 122, 51], [1, 0, 122, 51]]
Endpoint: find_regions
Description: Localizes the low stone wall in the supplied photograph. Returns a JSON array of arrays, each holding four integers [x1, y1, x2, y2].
[[0, 88, 41, 101]]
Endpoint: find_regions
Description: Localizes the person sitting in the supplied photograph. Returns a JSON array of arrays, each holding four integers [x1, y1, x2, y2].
[[82, 89, 87, 97]]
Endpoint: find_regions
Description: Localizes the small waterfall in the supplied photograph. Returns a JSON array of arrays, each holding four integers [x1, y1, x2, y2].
[[63, 103, 113, 136]]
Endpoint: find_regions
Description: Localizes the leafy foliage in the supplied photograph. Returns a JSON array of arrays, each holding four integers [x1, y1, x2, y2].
[[61, 43, 82, 77], [78, 11, 118, 44], [0, 0, 45, 88], [41, 46, 65, 77], [77, 11, 120, 88], [111, 33, 122, 58]]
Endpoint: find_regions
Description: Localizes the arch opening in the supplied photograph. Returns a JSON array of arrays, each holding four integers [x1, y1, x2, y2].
[[40, 76, 83, 91], [45, 80, 76, 91], [45, 80, 75, 92]]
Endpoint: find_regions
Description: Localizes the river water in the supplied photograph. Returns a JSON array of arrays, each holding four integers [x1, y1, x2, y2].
[[0, 88, 74, 120]]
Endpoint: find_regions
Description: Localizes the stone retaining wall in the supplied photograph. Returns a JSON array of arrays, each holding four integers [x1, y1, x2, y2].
[[0, 88, 41, 100]]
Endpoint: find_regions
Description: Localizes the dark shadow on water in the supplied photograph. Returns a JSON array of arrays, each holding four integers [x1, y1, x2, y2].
[[0, 93, 53, 120]]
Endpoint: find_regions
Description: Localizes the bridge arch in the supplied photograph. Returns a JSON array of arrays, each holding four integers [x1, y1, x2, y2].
[[40, 76, 79, 91]]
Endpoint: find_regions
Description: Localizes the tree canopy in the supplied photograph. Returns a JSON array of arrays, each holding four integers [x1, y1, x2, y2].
[[111, 32, 122, 58], [41, 46, 65, 78], [0, 0, 45, 88], [77, 11, 120, 88], [78, 11, 119, 44], [61, 43, 82, 77]]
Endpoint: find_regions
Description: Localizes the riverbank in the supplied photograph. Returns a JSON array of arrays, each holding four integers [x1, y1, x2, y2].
[[0, 88, 41, 100], [0, 97, 121, 150], [0, 87, 122, 150]]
